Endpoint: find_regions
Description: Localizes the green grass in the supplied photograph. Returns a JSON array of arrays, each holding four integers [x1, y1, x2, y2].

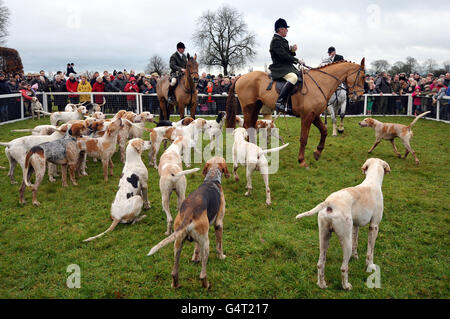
[[0, 115, 449, 299]]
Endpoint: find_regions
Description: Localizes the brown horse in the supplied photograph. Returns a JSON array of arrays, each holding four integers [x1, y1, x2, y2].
[[156, 53, 199, 120], [226, 58, 366, 167]]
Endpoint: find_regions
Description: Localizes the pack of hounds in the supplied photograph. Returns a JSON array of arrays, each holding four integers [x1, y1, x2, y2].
[[1, 103, 430, 290]]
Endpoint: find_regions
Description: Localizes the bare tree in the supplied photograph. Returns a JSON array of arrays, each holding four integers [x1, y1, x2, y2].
[[0, 0, 10, 45], [192, 5, 256, 76], [422, 58, 438, 74], [145, 54, 168, 75], [370, 59, 390, 73], [404, 56, 419, 75], [442, 60, 450, 73]]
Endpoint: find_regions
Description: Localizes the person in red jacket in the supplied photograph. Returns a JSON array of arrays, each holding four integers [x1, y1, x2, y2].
[[124, 77, 139, 112], [66, 73, 79, 104], [19, 82, 34, 116], [92, 76, 105, 105]]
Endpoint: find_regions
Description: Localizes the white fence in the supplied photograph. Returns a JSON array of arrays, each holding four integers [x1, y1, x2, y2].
[[0, 91, 449, 125]]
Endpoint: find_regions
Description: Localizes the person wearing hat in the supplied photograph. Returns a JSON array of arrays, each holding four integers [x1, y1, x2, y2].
[[0, 72, 12, 122], [124, 76, 140, 112], [269, 18, 303, 115], [328, 46, 344, 63], [168, 42, 188, 103]]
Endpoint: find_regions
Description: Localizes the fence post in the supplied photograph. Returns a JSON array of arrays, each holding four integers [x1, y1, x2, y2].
[[363, 94, 367, 115], [407, 95, 412, 116], [20, 96, 24, 119], [138, 93, 142, 113], [436, 100, 440, 120], [43, 93, 48, 112]]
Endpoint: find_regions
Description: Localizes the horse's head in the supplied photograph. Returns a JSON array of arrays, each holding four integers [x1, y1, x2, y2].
[[345, 58, 366, 102], [186, 53, 199, 84]]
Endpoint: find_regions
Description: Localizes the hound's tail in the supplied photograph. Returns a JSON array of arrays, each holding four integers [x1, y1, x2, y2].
[[295, 202, 328, 220], [259, 143, 289, 156], [171, 168, 200, 180], [83, 218, 121, 242], [225, 77, 240, 129], [409, 111, 430, 127], [36, 110, 52, 115], [0, 141, 11, 147], [147, 226, 189, 256], [11, 128, 36, 133]]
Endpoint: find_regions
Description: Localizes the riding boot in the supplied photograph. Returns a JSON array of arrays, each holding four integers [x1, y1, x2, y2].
[[275, 81, 295, 115], [167, 85, 176, 104]]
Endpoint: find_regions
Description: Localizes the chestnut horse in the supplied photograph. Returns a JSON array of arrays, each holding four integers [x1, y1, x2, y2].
[[225, 58, 366, 167], [156, 53, 199, 120]]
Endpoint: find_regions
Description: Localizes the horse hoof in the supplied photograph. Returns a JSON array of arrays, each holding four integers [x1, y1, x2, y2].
[[338, 129, 344, 134], [299, 161, 309, 168], [313, 151, 321, 161]]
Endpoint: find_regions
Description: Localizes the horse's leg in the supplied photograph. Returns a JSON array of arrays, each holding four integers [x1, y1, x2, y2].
[[329, 104, 337, 136], [298, 112, 315, 167], [178, 95, 185, 119], [338, 98, 346, 134], [190, 98, 196, 119], [159, 98, 167, 121], [312, 115, 328, 161], [243, 101, 262, 129]]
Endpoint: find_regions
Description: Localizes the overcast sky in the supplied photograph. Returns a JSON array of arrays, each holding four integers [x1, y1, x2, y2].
[[3, 0, 450, 75]]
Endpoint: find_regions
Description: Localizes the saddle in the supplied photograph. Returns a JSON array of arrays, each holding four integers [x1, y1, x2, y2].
[[266, 75, 302, 107]]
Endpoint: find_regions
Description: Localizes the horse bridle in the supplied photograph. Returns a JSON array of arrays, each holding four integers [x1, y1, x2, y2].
[[302, 64, 365, 102]]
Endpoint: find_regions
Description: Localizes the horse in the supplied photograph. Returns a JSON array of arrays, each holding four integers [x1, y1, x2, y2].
[[225, 58, 366, 167], [324, 83, 347, 136], [156, 53, 199, 121]]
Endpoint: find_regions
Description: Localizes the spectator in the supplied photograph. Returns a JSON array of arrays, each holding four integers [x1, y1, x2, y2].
[[411, 86, 422, 115], [124, 77, 139, 112], [92, 76, 105, 105], [25, 73, 33, 84], [366, 80, 377, 115], [150, 72, 158, 90], [77, 75, 92, 103], [66, 73, 79, 104], [0, 72, 12, 122], [52, 74, 67, 111], [142, 80, 156, 113], [19, 82, 34, 116], [197, 72, 208, 93], [104, 75, 119, 113], [8, 78, 19, 93], [90, 72, 100, 86], [375, 72, 391, 114], [113, 71, 128, 109], [390, 74, 403, 114], [444, 73, 450, 87], [67, 63, 76, 74]]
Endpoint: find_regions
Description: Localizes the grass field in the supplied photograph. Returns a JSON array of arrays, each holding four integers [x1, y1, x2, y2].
[[0, 115, 449, 299]]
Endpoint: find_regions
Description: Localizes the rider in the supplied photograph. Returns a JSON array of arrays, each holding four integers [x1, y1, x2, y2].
[[168, 42, 188, 104], [269, 18, 303, 115], [328, 46, 344, 62]]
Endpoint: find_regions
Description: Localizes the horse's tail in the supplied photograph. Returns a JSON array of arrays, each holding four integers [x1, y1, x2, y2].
[[226, 77, 240, 128]]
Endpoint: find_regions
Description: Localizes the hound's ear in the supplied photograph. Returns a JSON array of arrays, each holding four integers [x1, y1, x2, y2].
[[68, 128, 73, 136], [202, 163, 210, 177], [383, 161, 391, 174], [361, 162, 369, 174], [360, 57, 365, 68], [131, 139, 143, 153], [221, 162, 230, 178]]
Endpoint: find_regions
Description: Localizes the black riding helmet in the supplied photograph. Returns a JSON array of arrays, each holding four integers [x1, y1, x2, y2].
[[274, 18, 289, 31], [328, 46, 336, 54], [177, 42, 185, 49]]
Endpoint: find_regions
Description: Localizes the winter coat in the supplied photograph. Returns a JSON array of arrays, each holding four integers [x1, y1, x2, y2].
[[92, 82, 105, 104], [170, 51, 187, 76], [268, 33, 299, 80], [124, 83, 139, 101], [52, 80, 67, 106], [0, 79, 11, 95], [66, 78, 79, 98], [112, 77, 127, 92], [77, 81, 92, 103], [375, 76, 392, 94]]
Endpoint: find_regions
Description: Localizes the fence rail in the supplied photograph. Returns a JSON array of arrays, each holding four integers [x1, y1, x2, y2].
[[1, 92, 449, 125]]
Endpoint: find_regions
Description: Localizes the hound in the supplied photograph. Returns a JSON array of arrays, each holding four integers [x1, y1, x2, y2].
[[158, 135, 200, 235], [295, 158, 391, 290], [178, 117, 207, 154], [358, 111, 430, 164], [147, 126, 179, 168], [65, 100, 104, 114], [1, 124, 69, 184], [117, 111, 142, 163], [84, 111, 106, 121], [128, 111, 155, 139], [83, 138, 152, 242], [204, 111, 226, 152], [232, 127, 289, 206], [172, 117, 194, 127], [77, 118, 123, 180], [21, 122, 90, 206], [235, 115, 245, 128], [30, 97, 44, 120], [11, 125, 58, 136], [38, 105, 88, 126], [255, 119, 284, 145], [148, 157, 229, 289]]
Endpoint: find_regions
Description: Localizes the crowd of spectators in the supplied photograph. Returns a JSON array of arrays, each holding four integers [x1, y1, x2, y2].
[[364, 71, 450, 119], [1, 62, 449, 122]]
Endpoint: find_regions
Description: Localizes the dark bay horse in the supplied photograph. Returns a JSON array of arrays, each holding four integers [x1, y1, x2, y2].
[[156, 53, 199, 120], [225, 58, 366, 167]]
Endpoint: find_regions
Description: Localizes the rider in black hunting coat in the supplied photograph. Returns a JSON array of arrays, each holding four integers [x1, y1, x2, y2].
[[168, 42, 188, 103]]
